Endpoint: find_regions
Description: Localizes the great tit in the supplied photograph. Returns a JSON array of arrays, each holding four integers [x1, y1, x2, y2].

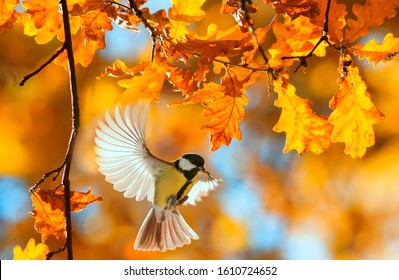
[[94, 105, 221, 252]]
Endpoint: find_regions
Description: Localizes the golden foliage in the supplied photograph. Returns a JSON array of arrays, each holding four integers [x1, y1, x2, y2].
[[328, 56, 385, 158], [13, 238, 49, 260], [2, 0, 399, 260], [273, 74, 333, 155]]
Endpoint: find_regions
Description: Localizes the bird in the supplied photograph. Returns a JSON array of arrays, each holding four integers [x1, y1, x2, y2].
[[94, 105, 221, 252]]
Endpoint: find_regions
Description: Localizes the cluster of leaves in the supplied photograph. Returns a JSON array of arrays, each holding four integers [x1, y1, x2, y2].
[[2, 0, 399, 259], [2, 0, 399, 156]]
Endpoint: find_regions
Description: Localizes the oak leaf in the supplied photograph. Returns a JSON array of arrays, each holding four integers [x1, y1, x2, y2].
[[116, 63, 165, 104], [173, 34, 253, 64], [311, 0, 347, 43], [173, 67, 256, 150], [168, 0, 206, 40], [0, 0, 19, 32], [268, 15, 324, 69], [265, 0, 320, 21], [350, 33, 399, 66], [19, 0, 63, 44], [55, 2, 115, 68], [273, 74, 333, 155], [344, 0, 399, 43], [13, 238, 49, 260], [328, 56, 385, 158], [30, 188, 103, 242]]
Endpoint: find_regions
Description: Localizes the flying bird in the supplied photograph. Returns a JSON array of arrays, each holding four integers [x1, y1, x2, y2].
[[94, 105, 221, 252]]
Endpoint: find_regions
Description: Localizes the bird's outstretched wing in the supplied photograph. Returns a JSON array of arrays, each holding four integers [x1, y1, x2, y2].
[[185, 170, 222, 206], [95, 105, 169, 202]]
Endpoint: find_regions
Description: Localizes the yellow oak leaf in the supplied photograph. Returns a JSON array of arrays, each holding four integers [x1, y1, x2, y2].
[[13, 238, 49, 260], [273, 74, 333, 155], [168, 0, 206, 41], [19, 0, 63, 44], [116, 63, 165, 104], [0, 0, 19, 32], [350, 33, 399, 66], [30, 188, 103, 242], [345, 0, 399, 44], [328, 56, 385, 158]]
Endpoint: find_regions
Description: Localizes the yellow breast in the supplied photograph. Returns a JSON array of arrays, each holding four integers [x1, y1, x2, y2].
[[153, 165, 196, 207]]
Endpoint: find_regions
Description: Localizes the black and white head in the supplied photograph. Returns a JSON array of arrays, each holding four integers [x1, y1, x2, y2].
[[176, 154, 205, 180]]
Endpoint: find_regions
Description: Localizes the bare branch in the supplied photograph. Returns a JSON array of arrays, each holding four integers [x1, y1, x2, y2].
[[19, 45, 66, 86], [58, 0, 80, 261]]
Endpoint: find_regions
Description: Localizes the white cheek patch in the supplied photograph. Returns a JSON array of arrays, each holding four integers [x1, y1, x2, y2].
[[179, 158, 197, 171]]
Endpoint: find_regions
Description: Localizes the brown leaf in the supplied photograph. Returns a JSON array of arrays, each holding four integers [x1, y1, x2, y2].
[[30, 188, 103, 242]]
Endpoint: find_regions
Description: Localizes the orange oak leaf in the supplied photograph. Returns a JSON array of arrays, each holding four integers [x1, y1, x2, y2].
[[173, 34, 253, 64], [201, 84, 248, 151], [350, 33, 399, 66], [13, 238, 50, 260], [273, 74, 332, 155], [99, 59, 149, 79], [173, 67, 256, 151], [328, 56, 385, 158], [30, 188, 103, 242], [264, 0, 320, 21], [116, 63, 165, 104], [168, 0, 206, 40], [55, 2, 116, 68], [311, 0, 347, 43], [268, 15, 324, 69], [344, 0, 399, 44], [0, 0, 19, 32]]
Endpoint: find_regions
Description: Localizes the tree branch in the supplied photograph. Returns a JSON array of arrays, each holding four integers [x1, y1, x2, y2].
[[59, 0, 80, 260], [281, 0, 335, 72], [19, 45, 66, 86]]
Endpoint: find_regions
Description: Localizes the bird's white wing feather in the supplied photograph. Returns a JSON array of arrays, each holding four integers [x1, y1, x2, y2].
[[95, 105, 168, 202], [185, 171, 222, 206]]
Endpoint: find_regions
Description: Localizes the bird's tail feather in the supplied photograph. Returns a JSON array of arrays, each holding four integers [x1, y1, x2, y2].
[[134, 208, 199, 252]]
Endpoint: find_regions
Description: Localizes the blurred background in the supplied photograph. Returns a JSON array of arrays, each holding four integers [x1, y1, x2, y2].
[[1, 0, 399, 260]]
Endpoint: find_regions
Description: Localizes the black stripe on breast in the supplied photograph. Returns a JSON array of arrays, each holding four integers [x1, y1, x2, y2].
[[177, 180, 192, 201]]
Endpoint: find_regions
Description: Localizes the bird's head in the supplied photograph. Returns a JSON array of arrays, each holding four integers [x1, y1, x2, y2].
[[178, 154, 205, 171]]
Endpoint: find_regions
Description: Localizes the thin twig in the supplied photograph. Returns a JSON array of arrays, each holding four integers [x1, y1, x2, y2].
[[46, 244, 66, 260], [59, 0, 81, 260], [281, 0, 334, 72], [19, 45, 66, 86], [127, 0, 157, 42], [241, 0, 268, 64], [30, 163, 65, 192]]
